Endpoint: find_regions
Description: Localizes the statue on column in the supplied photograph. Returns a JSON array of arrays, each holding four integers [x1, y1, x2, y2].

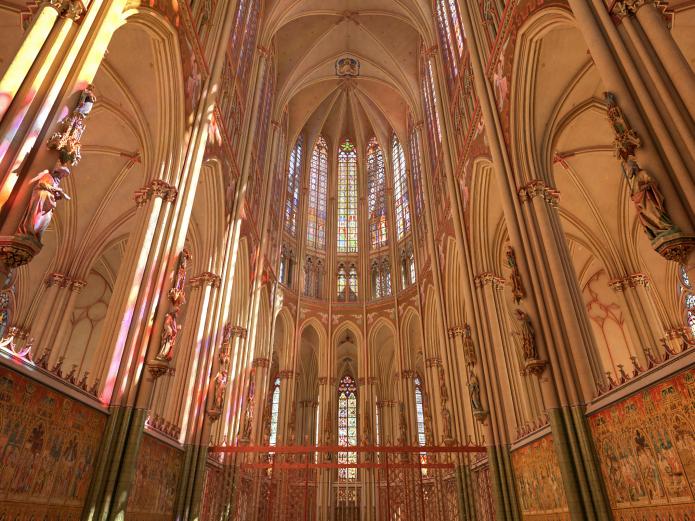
[[505, 245, 526, 304], [462, 324, 477, 368], [514, 308, 547, 376], [150, 249, 192, 375], [48, 85, 97, 165], [17, 166, 71, 243], [156, 311, 180, 361], [441, 406, 455, 445], [626, 160, 679, 242], [398, 402, 408, 445], [604, 91, 694, 262], [468, 372, 488, 423]]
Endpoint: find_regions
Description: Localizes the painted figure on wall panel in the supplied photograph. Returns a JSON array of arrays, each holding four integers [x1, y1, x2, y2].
[[589, 369, 695, 521], [0, 367, 106, 520], [511, 434, 570, 521], [126, 433, 183, 520]]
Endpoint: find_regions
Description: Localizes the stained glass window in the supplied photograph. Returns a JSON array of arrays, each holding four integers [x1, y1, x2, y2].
[[422, 59, 442, 170], [285, 135, 303, 236], [392, 135, 411, 240], [338, 375, 358, 481], [372, 259, 392, 299], [414, 376, 428, 473], [367, 138, 388, 249], [409, 125, 424, 218], [269, 377, 281, 446], [414, 377, 426, 447], [348, 266, 358, 300], [436, 0, 458, 78], [338, 139, 358, 253], [307, 137, 328, 250]]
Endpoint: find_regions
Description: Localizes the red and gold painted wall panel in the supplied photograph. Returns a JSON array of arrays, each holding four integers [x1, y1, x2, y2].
[[472, 460, 496, 521], [126, 433, 184, 520], [200, 462, 224, 521], [511, 434, 570, 521], [0, 366, 106, 520], [588, 368, 695, 521]]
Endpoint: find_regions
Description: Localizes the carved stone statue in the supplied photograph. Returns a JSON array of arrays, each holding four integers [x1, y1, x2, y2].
[[505, 245, 526, 304], [398, 402, 408, 444], [156, 311, 180, 361], [462, 324, 477, 367], [514, 308, 538, 361], [169, 249, 191, 310], [514, 308, 547, 376], [212, 368, 228, 411], [468, 373, 483, 412], [628, 164, 679, 242], [17, 166, 71, 243], [441, 406, 454, 443], [47, 85, 96, 165]]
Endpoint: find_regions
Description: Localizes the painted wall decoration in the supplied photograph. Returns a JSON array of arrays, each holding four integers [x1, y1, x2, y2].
[[0, 366, 106, 520], [472, 460, 496, 521], [126, 433, 183, 520], [511, 434, 570, 520], [589, 368, 695, 521]]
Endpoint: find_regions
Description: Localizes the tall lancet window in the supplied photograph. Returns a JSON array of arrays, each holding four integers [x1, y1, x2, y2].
[[285, 135, 303, 236], [414, 376, 426, 447], [367, 138, 387, 249], [414, 375, 428, 472], [337, 139, 358, 253], [269, 377, 281, 446], [392, 135, 411, 240], [338, 375, 358, 481], [408, 125, 424, 219], [307, 137, 328, 250]]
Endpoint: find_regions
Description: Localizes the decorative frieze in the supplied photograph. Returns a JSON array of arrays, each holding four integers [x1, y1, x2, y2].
[[134, 179, 178, 207], [608, 272, 650, 291], [518, 180, 560, 207]]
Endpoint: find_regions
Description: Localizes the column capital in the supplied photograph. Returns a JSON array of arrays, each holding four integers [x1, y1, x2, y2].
[[134, 179, 178, 207], [425, 357, 442, 368], [611, 0, 662, 19], [190, 271, 221, 288], [278, 369, 296, 380], [474, 272, 506, 290], [44, 272, 86, 291], [400, 369, 417, 380], [252, 357, 270, 368], [518, 180, 560, 207], [608, 272, 651, 291], [230, 325, 247, 339]]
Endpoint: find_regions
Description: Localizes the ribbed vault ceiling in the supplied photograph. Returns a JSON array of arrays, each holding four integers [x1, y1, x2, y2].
[[264, 0, 431, 147]]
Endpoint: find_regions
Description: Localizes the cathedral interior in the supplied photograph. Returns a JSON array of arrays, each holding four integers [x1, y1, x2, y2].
[[0, 0, 694, 520]]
